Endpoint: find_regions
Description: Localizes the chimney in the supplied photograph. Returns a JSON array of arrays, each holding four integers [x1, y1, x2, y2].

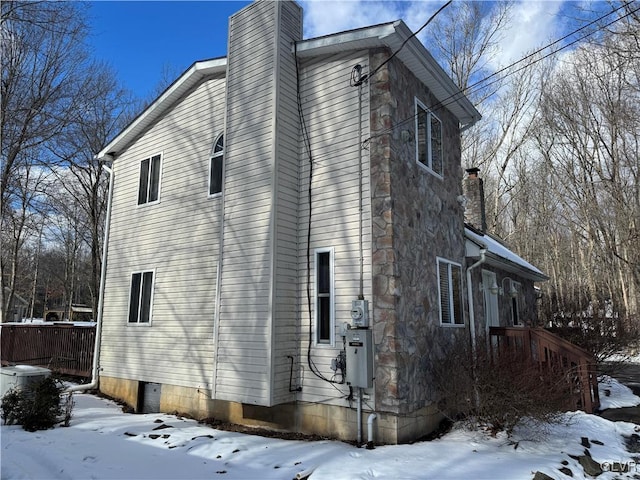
[[463, 167, 487, 233]]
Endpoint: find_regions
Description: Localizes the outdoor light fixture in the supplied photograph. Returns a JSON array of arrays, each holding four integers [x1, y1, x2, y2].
[[500, 277, 518, 297], [486, 277, 518, 297]]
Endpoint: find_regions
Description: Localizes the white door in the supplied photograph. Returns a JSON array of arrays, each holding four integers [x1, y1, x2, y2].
[[482, 270, 499, 341]]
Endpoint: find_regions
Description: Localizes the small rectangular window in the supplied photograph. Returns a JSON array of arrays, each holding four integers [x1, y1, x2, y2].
[[437, 258, 464, 325], [315, 248, 334, 345], [415, 99, 443, 178], [138, 154, 161, 205], [128, 270, 154, 324]]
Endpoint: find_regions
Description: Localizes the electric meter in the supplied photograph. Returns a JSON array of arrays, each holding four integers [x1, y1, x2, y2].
[[351, 299, 369, 328]]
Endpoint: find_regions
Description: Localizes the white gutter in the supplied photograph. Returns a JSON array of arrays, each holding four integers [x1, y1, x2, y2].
[[67, 162, 114, 392], [465, 248, 487, 355]]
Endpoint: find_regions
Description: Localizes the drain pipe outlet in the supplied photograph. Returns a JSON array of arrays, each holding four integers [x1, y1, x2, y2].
[[367, 413, 378, 448]]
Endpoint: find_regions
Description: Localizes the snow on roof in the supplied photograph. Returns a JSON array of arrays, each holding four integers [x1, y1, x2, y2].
[[465, 227, 548, 281]]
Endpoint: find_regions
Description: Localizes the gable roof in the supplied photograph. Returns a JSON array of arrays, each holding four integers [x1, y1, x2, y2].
[[295, 20, 481, 128], [465, 227, 549, 282], [96, 58, 227, 160], [97, 19, 480, 161]]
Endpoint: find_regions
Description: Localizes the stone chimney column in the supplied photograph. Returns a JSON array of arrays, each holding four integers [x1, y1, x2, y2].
[[463, 167, 487, 233]]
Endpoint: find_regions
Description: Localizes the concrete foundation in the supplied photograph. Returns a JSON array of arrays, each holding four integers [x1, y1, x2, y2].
[[99, 376, 443, 444]]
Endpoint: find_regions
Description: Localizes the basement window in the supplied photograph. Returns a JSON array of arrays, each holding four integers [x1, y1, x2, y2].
[[128, 270, 155, 324], [315, 248, 334, 345], [415, 99, 443, 178], [437, 258, 463, 326]]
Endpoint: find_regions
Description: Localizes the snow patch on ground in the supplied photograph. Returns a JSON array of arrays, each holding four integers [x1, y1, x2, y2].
[[599, 376, 640, 410], [2, 384, 640, 479]]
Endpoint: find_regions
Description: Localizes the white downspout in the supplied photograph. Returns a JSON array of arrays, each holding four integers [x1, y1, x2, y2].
[[367, 413, 377, 447], [466, 249, 487, 355], [67, 162, 114, 393]]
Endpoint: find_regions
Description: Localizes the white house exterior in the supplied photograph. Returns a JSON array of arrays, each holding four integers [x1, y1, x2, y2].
[[95, 0, 545, 444]]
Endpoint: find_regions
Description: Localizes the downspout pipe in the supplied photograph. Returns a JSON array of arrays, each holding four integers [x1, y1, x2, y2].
[[366, 413, 377, 448], [67, 161, 114, 393], [466, 248, 487, 355]]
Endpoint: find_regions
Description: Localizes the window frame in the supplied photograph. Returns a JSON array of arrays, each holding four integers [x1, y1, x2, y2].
[[127, 269, 155, 325], [208, 134, 224, 197], [314, 247, 335, 346], [510, 280, 522, 326], [415, 98, 444, 179], [437, 257, 464, 327], [137, 153, 163, 206]]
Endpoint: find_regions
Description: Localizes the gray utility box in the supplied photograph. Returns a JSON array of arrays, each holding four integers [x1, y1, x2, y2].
[[346, 328, 373, 388], [0, 365, 51, 398]]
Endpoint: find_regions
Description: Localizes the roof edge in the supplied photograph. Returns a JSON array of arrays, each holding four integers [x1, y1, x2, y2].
[[96, 57, 227, 160]]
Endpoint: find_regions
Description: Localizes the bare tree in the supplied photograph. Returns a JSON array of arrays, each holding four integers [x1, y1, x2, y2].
[[1, 1, 92, 321]]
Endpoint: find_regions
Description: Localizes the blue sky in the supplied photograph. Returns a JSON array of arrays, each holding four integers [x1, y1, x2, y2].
[[88, 1, 250, 99], [86, 1, 590, 101]]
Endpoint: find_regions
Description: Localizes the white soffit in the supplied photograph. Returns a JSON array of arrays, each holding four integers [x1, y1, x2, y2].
[[295, 20, 481, 127], [96, 58, 227, 160]]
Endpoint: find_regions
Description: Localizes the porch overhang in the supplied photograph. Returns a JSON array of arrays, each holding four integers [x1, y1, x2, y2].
[[465, 226, 549, 282]]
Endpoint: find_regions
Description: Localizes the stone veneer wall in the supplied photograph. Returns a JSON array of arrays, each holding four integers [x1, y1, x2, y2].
[[369, 48, 469, 416]]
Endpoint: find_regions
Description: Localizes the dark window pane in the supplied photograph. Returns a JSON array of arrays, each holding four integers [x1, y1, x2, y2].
[[214, 135, 224, 153], [140, 271, 153, 323], [317, 252, 330, 294], [417, 106, 428, 167], [512, 297, 519, 325], [431, 115, 443, 175], [451, 265, 462, 324], [138, 159, 150, 205], [318, 296, 330, 343], [128, 273, 142, 322], [148, 155, 161, 202], [210, 155, 223, 195]]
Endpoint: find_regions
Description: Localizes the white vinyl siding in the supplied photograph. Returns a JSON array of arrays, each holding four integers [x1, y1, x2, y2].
[[437, 257, 464, 326], [214, 0, 303, 406], [100, 75, 226, 390], [297, 51, 372, 404], [415, 98, 443, 178]]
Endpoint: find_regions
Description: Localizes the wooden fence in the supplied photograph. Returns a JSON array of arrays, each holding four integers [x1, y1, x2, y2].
[[1, 324, 96, 378], [489, 326, 600, 413]]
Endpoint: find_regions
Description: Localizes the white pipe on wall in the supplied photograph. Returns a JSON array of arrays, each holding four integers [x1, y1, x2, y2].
[[66, 162, 114, 393]]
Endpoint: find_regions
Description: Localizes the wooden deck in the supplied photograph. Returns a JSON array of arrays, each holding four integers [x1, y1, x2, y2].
[[489, 326, 600, 413], [1, 324, 96, 378]]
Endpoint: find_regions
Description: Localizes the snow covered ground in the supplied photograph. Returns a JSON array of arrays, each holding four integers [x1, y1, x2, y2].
[[2, 379, 640, 480]]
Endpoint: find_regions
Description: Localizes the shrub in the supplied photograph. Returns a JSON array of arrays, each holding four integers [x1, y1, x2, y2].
[[1, 377, 66, 431], [432, 336, 571, 434]]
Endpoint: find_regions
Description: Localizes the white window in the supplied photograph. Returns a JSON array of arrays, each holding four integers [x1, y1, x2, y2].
[[209, 134, 223, 196], [315, 248, 334, 345], [415, 99, 443, 177], [437, 258, 464, 326], [510, 281, 522, 326], [128, 270, 155, 324], [138, 154, 162, 205]]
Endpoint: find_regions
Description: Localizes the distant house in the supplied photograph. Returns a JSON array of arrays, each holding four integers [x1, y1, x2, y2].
[[3, 288, 28, 323], [95, 0, 550, 444]]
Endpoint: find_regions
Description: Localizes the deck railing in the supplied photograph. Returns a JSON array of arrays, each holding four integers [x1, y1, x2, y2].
[[489, 326, 600, 413], [1, 323, 96, 378]]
